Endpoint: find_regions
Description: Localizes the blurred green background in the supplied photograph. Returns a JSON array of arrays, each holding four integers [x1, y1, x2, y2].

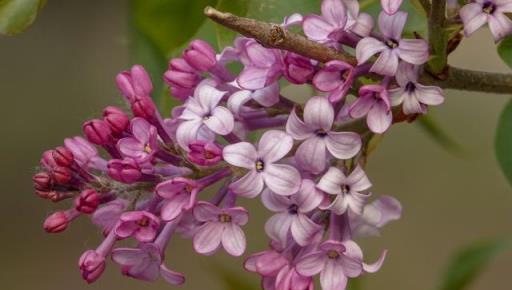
[[0, 1, 511, 290]]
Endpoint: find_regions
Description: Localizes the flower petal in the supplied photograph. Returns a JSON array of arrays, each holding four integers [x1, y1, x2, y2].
[[363, 249, 388, 273], [349, 95, 374, 119], [347, 165, 372, 191], [258, 130, 294, 163], [367, 100, 392, 134], [381, 0, 403, 15], [356, 37, 388, 65], [488, 12, 512, 42], [264, 164, 302, 196], [223, 142, 257, 169], [238, 67, 271, 90], [222, 223, 247, 256], [304, 96, 334, 130], [252, 82, 280, 107], [193, 201, 223, 222], [291, 214, 321, 246], [294, 179, 325, 212], [415, 84, 445, 106], [204, 106, 234, 135], [321, 0, 347, 27], [160, 194, 190, 221], [261, 188, 291, 212], [295, 137, 328, 174], [320, 260, 348, 290], [286, 109, 314, 140], [351, 12, 375, 37], [296, 253, 326, 276], [227, 90, 252, 117], [160, 265, 185, 285], [265, 213, 293, 245], [460, 3, 488, 36], [378, 10, 407, 40], [193, 222, 223, 255], [397, 39, 429, 65], [176, 120, 203, 150], [325, 131, 362, 160], [370, 49, 399, 76], [229, 170, 265, 198], [303, 14, 335, 42]]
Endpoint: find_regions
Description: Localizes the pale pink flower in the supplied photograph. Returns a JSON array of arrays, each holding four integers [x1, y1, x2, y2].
[[117, 117, 158, 163], [381, 0, 403, 15], [350, 195, 402, 237], [114, 211, 160, 242], [349, 84, 392, 134], [223, 130, 301, 197], [237, 40, 284, 90], [156, 178, 200, 221], [460, 0, 512, 41]]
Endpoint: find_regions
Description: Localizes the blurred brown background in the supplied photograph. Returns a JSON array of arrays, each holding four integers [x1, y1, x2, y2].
[[0, 1, 511, 290]]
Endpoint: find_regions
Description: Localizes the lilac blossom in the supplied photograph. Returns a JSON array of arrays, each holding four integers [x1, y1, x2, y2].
[[223, 130, 301, 197], [381, 0, 403, 15], [117, 117, 158, 162], [156, 178, 200, 221], [176, 81, 234, 149], [356, 11, 429, 76], [115, 65, 153, 102], [237, 40, 284, 90], [114, 211, 161, 242], [286, 96, 362, 174], [350, 195, 402, 237], [349, 84, 392, 134], [317, 166, 372, 215], [262, 180, 324, 246], [390, 63, 445, 115], [460, 0, 512, 41], [192, 201, 249, 256], [312, 60, 355, 103], [227, 82, 280, 117]]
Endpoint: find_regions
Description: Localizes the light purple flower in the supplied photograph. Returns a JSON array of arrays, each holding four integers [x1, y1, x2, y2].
[[350, 195, 402, 237], [317, 166, 372, 215], [192, 201, 248, 256], [303, 0, 348, 44], [381, 0, 403, 15], [156, 178, 199, 221], [227, 82, 280, 117], [296, 240, 385, 290], [114, 211, 160, 242], [245, 250, 290, 277], [262, 180, 324, 246], [223, 130, 301, 197], [237, 40, 284, 90], [112, 243, 185, 284], [92, 199, 128, 234], [349, 84, 392, 134], [343, 0, 375, 37], [64, 136, 106, 170], [460, 0, 512, 41], [287, 96, 362, 174], [356, 11, 428, 76], [274, 264, 314, 290], [390, 63, 445, 115], [117, 117, 158, 163], [176, 80, 234, 149], [313, 61, 354, 103]]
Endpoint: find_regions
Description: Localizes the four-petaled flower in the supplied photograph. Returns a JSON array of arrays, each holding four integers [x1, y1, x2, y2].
[[460, 0, 512, 42], [192, 201, 249, 256], [223, 130, 301, 197], [117, 117, 158, 163], [349, 84, 392, 134], [115, 211, 161, 242], [287, 96, 362, 174]]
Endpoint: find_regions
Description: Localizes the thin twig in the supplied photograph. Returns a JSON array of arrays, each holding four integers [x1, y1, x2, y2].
[[204, 6, 512, 94]]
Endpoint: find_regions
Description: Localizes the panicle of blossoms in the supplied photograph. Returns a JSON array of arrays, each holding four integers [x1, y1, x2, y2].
[[34, 0, 460, 289]]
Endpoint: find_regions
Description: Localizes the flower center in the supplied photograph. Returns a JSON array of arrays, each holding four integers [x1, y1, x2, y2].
[[385, 39, 399, 49], [137, 216, 150, 227], [483, 2, 496, 14], [341, 184, 350, 194], [405, 82, 416, 93], [327, 250, 340, 259], [288, 204, 299, 215], [204, 151, 215, 159], [218, 213, 232, 223], [144, 143, 152, 153], [203, 113, 211, 121], [255, 160, 265, 172], [315, 128, 328, 138], [185, 184, 194, 193]]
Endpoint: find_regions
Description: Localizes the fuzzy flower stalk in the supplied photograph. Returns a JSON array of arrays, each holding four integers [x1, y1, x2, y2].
[[34, 0, 474, 289]]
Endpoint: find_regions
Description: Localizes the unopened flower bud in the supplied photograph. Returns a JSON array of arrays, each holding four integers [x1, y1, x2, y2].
[[103, 106, 129, 136], [115, 65, 153, 101], [284, 52, 316, 84], [40, 150, 58, 170], [52, 166, 72, 184], [33, 172, 52, 191], [107, 159, 142, 184], [35, 189, 51, 199], [75, 189, 100, 214], [48, 191, 73, 202], [79, 250, 106, 283], [83, 119, 113, 145], [188, 141, 222, 166], [183, 39, 217, 71], [131, 95, 156, 119], [43, 211, 69, 233], [53, 146, 74, 167]]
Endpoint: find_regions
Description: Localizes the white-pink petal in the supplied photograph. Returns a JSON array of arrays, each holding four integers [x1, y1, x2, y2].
[[223, 142, 257, 169], [263, 164, 301, 196], [203, 106, 234, 135], [356, 37, 388, 65], [258, 130, 294, 163], [367, 101, 392, 134], [325, 131, 362, 160], [304, 96, 334, 130], [193, 222, 223, 255], [222, 223, 246, 256]]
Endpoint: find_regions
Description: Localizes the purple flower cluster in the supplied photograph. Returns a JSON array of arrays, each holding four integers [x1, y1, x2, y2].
[[33, 0, 458, 289]]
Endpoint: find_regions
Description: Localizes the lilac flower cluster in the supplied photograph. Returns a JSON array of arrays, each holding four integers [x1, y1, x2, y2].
[[33, 1, 465, 289]]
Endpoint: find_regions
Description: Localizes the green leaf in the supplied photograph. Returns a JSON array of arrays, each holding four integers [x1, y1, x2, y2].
[[247, 0, 321, 23], [439, 239, 511, 290], [213, 0, 251, 49], [0, 0, 45, 36], [497, 36, 512, 69], [416, 114, 462, 154], [495, 98, 512, 186]]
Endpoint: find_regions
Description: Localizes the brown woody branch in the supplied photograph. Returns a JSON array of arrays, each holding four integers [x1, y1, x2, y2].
[[204, 6, 512, 94]]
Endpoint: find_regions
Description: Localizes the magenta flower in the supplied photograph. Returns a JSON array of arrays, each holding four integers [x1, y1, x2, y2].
[[283, 52, 316, 84], [317, 166, 372, 215], [79, 250, 106, 283], [350, 195, 402, 237], [164, 57, 201, 100], [192, 201, 249, 256], [381, 0, 403, 15], [112, 243, 184, 284], [349, 84, 392, 134], [390, 63, 445, 115], [460, 0, 512, 41], [356, 11, 428, 76], [262, 179, 324, 246], [176, 81, 234, 149], [296, 240, 384, 290], [115, 65, 153, 102], [223, 130, 301, 197], [287, 96, 362, 174], [187, 141, 223, 166], [117, 118, 158, 162], [64, 136, 105, 170], [115, 211, 160, 242], [237, 40, 284, 90], [245, 250, 290, 277], [156, 178, 200, 221], [107, 158, 142, 184], [312, 61, 354, 103], [183, 39, 217, 72]]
